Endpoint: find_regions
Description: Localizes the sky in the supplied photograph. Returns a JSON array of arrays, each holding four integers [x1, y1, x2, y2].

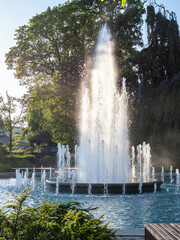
[[0, 0, 180, 99]]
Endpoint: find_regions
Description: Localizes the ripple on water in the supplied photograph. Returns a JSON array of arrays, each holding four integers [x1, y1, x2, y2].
[[0, 178, 180, 229]]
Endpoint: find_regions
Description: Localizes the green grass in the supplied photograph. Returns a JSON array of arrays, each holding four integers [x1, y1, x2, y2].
[[0, 152, 57, 172]]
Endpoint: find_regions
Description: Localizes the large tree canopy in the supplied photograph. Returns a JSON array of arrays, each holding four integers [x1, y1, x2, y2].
[[6, 0, 144, 87], [130, 2, 180, 168], [6, 1, 97, 86], [138, 4, 180, 86], [5, 0, 145, 146]]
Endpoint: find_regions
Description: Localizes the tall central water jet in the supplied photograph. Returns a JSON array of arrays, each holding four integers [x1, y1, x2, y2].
[[47, 25, 161, 194], [77, 25, 130, 183]]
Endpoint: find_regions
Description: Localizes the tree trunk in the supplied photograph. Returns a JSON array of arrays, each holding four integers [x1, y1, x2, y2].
[[9, 128, 12, 152]]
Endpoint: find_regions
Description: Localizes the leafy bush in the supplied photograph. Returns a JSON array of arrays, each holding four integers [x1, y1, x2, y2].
[[0, 143, 8, 154], [0, 189, 116, 240], [8, 153, 35, 159]]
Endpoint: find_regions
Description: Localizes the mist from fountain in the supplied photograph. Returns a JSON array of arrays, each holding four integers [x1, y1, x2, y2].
[[23, 171, 28, 188], [42, 170, 46, 193], [77, 24, 129, 183], [49, 167, 52, 180], [56, 176, 59, 195], [161, 166, 165, 182], [31, 170, 36, 191], [16, 169, 22, 190], [152, 166, 155, 179], [56, 25, 152, 186], [176, 169, 180, 193]]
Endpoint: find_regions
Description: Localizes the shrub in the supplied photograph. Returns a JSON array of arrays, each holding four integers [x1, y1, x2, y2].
[[0, 189, 116, 240]]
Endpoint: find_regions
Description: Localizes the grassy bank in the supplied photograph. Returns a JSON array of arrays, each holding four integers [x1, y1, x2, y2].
[[0, 152, 57, 172]]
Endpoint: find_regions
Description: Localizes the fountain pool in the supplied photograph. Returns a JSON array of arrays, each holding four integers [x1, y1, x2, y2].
[[1, 25, 178, 232], [0, 175, 179, 229]]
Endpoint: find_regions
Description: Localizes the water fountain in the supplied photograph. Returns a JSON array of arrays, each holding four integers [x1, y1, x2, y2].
[[161, 166, 165, 182], [0, 166, 177, 229], [46, 25, 162, 194], [170, 165, 173, 183], [0, 25, 179, 230], [31, 168, 36, 191], [42, 170, 46, 194], [176, 169, 180, 193]]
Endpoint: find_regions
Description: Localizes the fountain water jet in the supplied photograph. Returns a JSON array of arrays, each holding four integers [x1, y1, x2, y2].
[[47, 25, 162, 194], [78, 25, 129, 183]]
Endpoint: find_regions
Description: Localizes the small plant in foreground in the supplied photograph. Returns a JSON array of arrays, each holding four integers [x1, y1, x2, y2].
[[0, 188, 116, 240]]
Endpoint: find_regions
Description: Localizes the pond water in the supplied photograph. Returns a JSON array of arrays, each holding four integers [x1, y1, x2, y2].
[[0, 177, 179, 229]]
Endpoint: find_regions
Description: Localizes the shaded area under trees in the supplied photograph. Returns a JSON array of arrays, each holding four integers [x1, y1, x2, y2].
[[130, 2, 180, 169]]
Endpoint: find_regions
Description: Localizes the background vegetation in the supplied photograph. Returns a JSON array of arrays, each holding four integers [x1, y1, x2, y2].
[[0, 0, 180, 170]]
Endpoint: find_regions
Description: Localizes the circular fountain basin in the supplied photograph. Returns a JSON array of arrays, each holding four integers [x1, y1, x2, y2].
[[46, 179, 162, 194]]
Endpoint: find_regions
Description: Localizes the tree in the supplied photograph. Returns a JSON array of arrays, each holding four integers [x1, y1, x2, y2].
[[6, 0, 145, 87], [138, 3, 180, 86], [5, 0, 145, 146], [129, 1, 180, 168], [5, 2, 98, 86], [0, 92, 25, 151], [26, 82, 77, 150], [0, 114, 5, 137], [101, 0, 126, 7]]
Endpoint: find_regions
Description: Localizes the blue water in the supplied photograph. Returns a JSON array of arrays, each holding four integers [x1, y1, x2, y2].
[[0, 178, 179, 229]]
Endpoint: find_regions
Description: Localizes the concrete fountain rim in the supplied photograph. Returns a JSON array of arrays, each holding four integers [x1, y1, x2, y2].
[[46, 179, 163, 194]]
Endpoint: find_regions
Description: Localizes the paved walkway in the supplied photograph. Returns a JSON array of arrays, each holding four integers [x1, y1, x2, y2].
[[115, 229, 144, 240]]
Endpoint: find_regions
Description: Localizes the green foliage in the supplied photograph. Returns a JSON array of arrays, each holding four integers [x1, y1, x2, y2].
[[0, 153, 57, 172], [130, 72, 180, 170], [26, 82, 77, 150], [33, 145, 42, 153], [0, 115, 5, 136], [111, 0, 145, 90], [0, 142, 8, 154], [5, 1, 98, 83], [128, 2, 180, 170], [0, 143, 9, 171], [5, 0, 145, 148], [36, 155, 57, 168], [0, 93, 26, 152], [4, 0, 180, 168], [138, 4, 180, 86], [0, 153, 36, 172], [7, 153, 35, 159], [0, 189, 115, 240]]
